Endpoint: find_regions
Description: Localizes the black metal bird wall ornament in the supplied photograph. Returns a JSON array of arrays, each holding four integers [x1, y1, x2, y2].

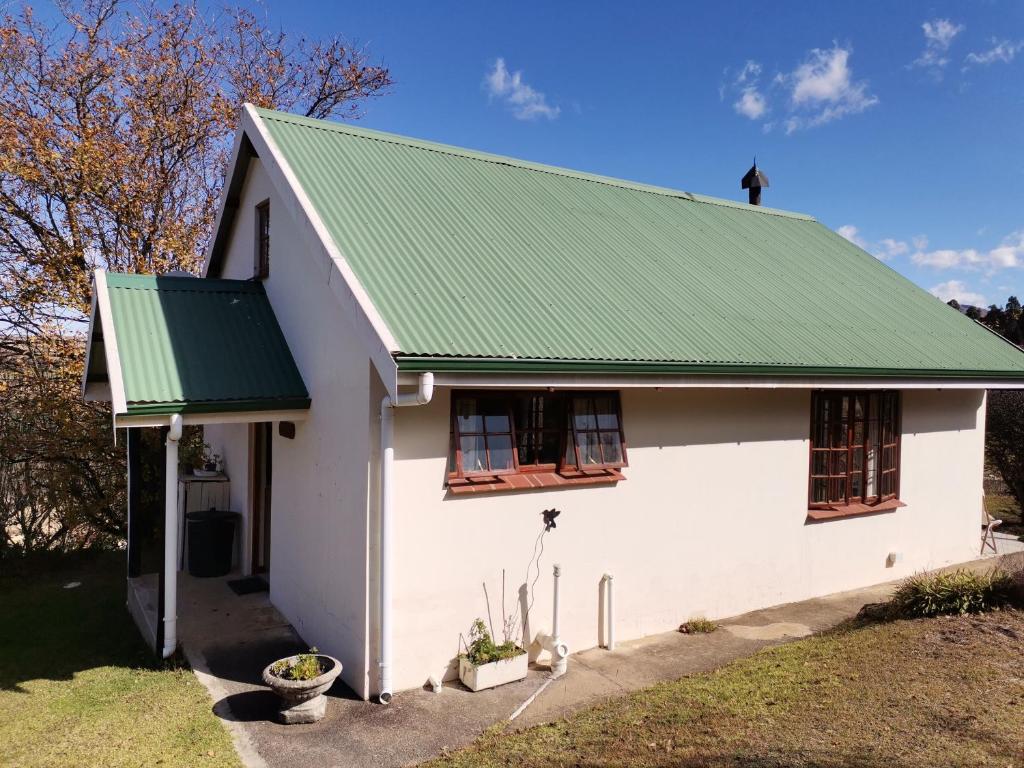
[[542, 508, 561, 531]]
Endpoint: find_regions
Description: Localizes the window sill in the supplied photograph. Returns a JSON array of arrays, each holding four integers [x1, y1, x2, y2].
[[447, 469, 625, 495], [806, 498, 905, 521]]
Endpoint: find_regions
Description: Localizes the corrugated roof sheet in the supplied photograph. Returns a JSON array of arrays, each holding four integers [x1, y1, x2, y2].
[[255, 107, 1024, 378], [104, 273, 309, 415]]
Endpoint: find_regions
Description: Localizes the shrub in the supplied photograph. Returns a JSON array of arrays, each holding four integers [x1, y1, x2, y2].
[[888, 569, 1017, 618], [271, 649, 323, 681], [463, 619, 523, 666], [679, 617, 718, 634]]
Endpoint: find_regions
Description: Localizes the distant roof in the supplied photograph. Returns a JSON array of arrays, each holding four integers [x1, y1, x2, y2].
[[85, 272, 309, 420], [236, 107, 1024, 378]]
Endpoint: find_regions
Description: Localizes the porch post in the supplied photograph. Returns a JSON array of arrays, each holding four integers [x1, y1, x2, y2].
[[162, 414, 183, 658], [126, 428, 141, 579]]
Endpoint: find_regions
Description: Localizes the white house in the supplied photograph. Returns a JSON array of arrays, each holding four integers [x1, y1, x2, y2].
[[84, 105, 1024, 703]]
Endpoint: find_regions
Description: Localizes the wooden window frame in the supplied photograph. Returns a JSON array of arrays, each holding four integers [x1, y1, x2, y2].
[[808, 390, 901, 511], [448, 390, 628, 484], [254, 199, 270, 279]]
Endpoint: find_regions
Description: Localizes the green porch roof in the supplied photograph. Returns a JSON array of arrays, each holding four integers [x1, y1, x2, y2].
[[252, 108, 1024, 379], [89, 273, 309, 417]]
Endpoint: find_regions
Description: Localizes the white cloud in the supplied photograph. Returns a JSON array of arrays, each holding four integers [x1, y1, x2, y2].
[[878, 238, 909, 258], [911, 231, 1024, 272], [965, 39, 1024, 67], [484, 58, 560, 121], [836, 225, 911, 261], [911, 19, 965, 74], [734, 88, 767, 119], [780, 46, 878, 132], [929, 279, 986, 306], [726, 60, 769, 120], [837, 224, 867, 248]]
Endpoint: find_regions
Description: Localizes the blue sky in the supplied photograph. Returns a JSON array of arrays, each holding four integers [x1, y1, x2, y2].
[[269, 1, 1024, 307]]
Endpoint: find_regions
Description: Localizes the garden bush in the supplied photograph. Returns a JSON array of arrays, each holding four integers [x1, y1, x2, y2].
[[888, 568, 1018, 618]]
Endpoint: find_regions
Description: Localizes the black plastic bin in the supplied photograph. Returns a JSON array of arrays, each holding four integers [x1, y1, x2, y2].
[[186, 509, 238, 577]]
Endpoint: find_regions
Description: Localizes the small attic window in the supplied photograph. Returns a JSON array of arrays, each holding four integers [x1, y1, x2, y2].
[[254, 200, 270, 279]]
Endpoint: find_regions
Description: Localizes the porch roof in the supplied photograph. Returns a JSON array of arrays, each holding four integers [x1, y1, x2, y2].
[[84, 270, 310, 425]]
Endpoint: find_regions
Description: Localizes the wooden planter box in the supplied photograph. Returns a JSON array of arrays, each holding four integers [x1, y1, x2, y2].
[[459, 651, 528, 692]]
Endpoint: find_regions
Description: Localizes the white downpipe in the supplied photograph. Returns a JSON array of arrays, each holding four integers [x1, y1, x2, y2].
[[378, 372, 434, 704], [162, 414, 183, 659], [602, 573, 615, 651], [536, 564, 569, 677]]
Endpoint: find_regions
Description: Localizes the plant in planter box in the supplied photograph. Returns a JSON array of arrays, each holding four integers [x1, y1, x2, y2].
[[190, 441, 221, 476], [458, 618, 527, 692], [262, 647, 342, 724]]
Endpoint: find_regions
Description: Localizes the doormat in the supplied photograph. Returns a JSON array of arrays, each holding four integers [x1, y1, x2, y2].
[[227, 576, 268, 596]]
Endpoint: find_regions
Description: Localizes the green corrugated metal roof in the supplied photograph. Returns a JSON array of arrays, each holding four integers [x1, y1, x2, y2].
[[254, 107, 1024, 378], [103, 273, 309, 415]]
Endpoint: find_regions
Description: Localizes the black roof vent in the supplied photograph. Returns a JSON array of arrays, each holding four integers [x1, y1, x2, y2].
[[741, 160, 769, 206]]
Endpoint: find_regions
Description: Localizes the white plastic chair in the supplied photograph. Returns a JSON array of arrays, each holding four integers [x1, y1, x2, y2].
[[981, 495, 1003, 556]]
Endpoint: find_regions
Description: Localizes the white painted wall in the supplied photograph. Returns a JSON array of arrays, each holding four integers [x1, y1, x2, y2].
[[388, 387, 986, 692], [203, 156, 375, 699]]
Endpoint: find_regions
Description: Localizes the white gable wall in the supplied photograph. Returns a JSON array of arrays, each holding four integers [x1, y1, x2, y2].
[[203, 156, 375, 699], [388, 386, 985, 692]]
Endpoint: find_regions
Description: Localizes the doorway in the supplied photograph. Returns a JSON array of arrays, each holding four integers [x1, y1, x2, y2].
[[251, 422, 272, 576]]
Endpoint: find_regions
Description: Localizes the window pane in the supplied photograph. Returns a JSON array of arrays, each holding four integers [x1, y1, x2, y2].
[[829, 477, 847, 504], [460, 435, 487, 473], [516, 396, 548, 431], [854, 394, 866, 419], [564, 434, 577, 467], [832, 450, 847, 476], [519, 431, 561, 465], [484, 413, 510, 432], [517, 431, 539, 465], [831, 419, 848, 448], [599, 431, 623, 464], [594, 397, 619, 429], [866, 419, 879, 497], [540, 432, 560, 464], [812, 451, 828, 475], [488, 435, 514, 472], [850, 472, 862, 499], [853, 420, 864, 447], [456, 399, 483, 433], [812, 478, 828, 503], [573, 399, 597, 430], [577, 432, 602, 465]]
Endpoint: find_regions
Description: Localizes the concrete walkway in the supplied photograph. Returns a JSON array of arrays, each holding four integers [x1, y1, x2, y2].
[[181, 553, 1021, 768]]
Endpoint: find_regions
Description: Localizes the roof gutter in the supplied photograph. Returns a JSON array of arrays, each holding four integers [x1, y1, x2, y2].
[[394, 355, 1024, 383]]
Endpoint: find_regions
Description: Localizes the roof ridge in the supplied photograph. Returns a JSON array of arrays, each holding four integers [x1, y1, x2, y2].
[[252, 107, 816, 222]]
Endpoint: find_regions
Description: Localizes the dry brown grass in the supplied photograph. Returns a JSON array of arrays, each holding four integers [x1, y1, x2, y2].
[[427, 610, 1024, 768]]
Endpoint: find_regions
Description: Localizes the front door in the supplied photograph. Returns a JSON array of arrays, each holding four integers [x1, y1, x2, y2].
[[251, 422, 272, 575]]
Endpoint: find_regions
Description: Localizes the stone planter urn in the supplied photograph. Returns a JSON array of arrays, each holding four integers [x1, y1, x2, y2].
[[262, 654, 342, 724]]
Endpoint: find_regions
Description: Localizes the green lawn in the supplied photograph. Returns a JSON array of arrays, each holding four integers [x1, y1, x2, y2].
[[0, 554, 239, 768], [428, 609, 1024, 768]]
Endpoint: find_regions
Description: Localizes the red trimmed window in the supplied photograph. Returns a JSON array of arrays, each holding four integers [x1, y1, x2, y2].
[[809, 391, 900, 509], [449, 391, 627, 481]]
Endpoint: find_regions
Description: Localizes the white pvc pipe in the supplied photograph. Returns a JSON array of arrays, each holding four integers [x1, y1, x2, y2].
[[603, 573, 615, 651], [378, 373, 433, 704], [162, 414, 183, 659], [547, 564, 568, 677]]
